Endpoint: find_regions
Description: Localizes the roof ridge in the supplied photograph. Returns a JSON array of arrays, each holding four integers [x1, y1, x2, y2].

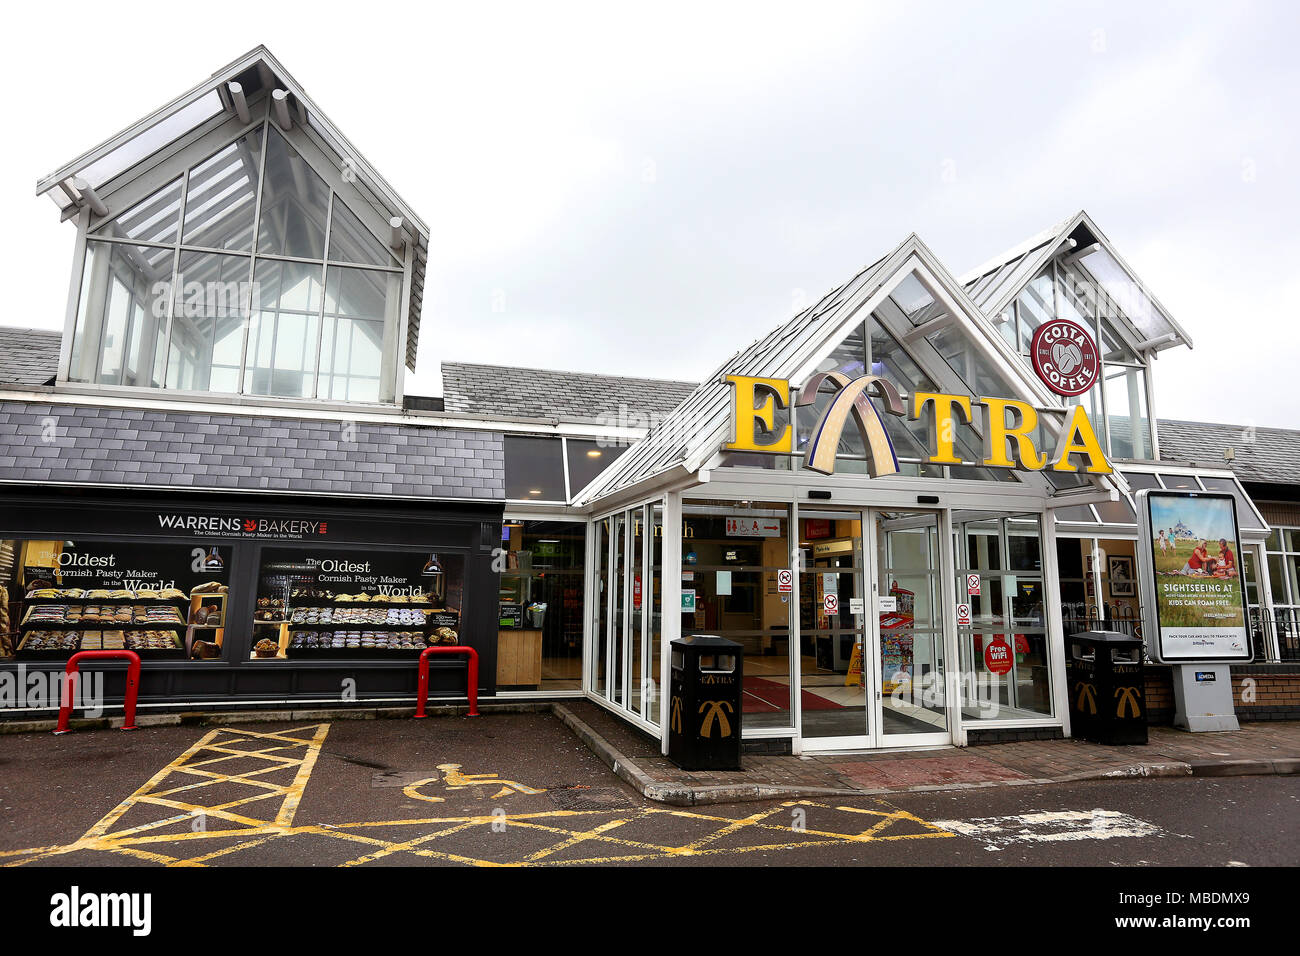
[[441, 360, 698, 387]]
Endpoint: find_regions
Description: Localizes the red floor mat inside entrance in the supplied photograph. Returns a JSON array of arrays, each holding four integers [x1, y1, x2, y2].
[[744, 676, 845, 712]]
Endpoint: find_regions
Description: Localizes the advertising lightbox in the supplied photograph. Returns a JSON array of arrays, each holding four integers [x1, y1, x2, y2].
[[1135, 489, 1252, 663]]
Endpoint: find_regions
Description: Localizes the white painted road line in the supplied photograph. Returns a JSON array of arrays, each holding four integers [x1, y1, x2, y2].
[[932, 809, 1163, 851]]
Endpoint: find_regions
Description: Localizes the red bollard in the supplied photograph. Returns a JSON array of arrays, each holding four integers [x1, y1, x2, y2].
[[54, 650, 142, 735], [414, 646, 480, 719]]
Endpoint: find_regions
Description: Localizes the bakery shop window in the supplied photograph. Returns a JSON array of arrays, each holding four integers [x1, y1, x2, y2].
[[254, 547, 464, 660], [498, 520, 585, 691], [0, 539, 233, 662]]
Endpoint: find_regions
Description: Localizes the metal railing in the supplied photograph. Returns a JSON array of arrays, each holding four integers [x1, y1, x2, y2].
[[1061, 602, 1299, 662], [1249, 606, 1299, 662]]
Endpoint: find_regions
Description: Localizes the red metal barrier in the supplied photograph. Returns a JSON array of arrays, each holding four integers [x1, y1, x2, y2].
[[54, 650, 142, 735], [414, 646, 480, 718]]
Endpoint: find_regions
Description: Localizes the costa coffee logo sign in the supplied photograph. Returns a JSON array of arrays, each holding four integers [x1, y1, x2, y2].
[[156, 514, 328, 538], [1031, 319, 1099, 397]]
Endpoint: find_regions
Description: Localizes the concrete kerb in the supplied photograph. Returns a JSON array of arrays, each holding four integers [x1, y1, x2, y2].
[[5, 702, 1298, 804], [0, 700, 551, 734]]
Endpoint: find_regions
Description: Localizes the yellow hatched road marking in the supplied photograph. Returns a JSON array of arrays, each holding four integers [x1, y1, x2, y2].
[[2, 723, 959, 867]]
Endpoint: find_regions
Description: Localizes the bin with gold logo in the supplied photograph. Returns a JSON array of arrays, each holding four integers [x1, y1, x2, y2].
[[1067, 630, 1147, 745], [668, 635, 743, 770]]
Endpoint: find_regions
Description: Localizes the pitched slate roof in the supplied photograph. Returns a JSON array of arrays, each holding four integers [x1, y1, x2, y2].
[[0, 401, 503, 500], [1159, 419, 1300, 486], [441, 361, 698, 425], [0, 327, 60, 387]]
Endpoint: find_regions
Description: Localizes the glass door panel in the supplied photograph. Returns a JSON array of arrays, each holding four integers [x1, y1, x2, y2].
[[798, 510, 870, 743], [873, 511, 949, 743]]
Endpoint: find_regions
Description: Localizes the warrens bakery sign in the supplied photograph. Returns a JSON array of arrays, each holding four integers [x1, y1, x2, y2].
[[724, 372, 1112, 477]]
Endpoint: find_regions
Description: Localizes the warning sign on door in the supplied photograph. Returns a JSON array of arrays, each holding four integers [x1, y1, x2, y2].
[[777, 569, 793, 593], [823, 593, 839, 616], [967, 574, 981, 596], [956, 602, 972, 627]]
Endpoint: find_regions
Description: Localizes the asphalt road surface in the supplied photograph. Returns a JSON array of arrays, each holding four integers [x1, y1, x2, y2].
[[0, 714, 1295, 867]]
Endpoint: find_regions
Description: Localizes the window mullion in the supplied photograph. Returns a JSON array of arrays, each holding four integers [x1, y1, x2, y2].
[[313, 191, 334, 399], [238, 120, 271, 395]]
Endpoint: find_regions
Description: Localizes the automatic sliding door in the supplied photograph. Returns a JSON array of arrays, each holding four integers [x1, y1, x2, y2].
[[873, 511, 949, 744], [797, 510, 870, 744]]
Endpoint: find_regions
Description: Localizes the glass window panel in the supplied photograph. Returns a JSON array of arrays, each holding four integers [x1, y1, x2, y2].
[[320, 267, 398, 402], [994, 306, 1017, 350], [504, 436, 566, 501], [1267, 554, 1287, 605], [1078, 247, 1168, 341], [1093, 496, 1137, 525], [1121, 470, 1160, 490], [686, 501, 793, 731], [1158, 473, 1200, 491], [245, 258, 322, 398], [1016, 271, 1055, 353], [1055, 505, 1098, 523], [182, 130, 263, 252], [498, 520, 586, 691], [927, 322, 1020, 400], [256, 126, 330, 259], [889, 273, 938, 325], [259, 546, 463, 662], [566, 440, 629, 495], [69, 241, 172, 387], [77, 92, 224, 189], [1197, 477, 1265, 530], [1104, 363, 1152, 460], [166, 251, 247, 392], [328, 197, 399, 267], [93, 177, 184, 245], [5, 537, 234, 663]]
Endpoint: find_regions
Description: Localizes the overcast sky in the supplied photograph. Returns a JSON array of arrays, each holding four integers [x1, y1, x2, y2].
[[4, 1, 1297, 428]]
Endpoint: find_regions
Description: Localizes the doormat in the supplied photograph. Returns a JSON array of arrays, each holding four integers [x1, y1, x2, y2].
[[744, 676, 843, 712], [547, 787, 637, 811]]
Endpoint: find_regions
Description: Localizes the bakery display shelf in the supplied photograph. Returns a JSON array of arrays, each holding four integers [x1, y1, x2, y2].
[[303, 599, 438, 608], [288, 646, 436, 660], [18, 617, 188, 630], [15, 635, 186, 660], [286, 620, 441, 630], [24, 594, 191, 605], [15, 634, 82, 661]]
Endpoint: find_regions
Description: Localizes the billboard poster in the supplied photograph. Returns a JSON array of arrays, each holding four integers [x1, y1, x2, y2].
[[1136, 490, 1251, 662]]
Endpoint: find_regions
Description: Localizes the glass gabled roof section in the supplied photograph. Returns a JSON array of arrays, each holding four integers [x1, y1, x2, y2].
[[181, 130, 263, 252], [93, 177, 185, 245], [38, 46, 429, 370], [574, 234, 1122, 507], [958, 211, 1192, 356]]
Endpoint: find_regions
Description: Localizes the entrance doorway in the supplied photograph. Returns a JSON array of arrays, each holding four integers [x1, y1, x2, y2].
[[797, 508, 951, 750]]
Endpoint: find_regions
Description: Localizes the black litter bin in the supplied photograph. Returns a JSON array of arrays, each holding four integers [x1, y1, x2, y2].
[[1067, 630, 1147, 745], [668, 635, 743, 770]]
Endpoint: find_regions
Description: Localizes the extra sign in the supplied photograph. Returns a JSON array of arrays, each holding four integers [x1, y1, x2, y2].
[[777, 569, 793, 593]]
